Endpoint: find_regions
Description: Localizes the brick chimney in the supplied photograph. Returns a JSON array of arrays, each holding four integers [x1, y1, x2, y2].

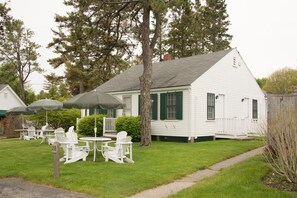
[[163, 53, 173, 61]]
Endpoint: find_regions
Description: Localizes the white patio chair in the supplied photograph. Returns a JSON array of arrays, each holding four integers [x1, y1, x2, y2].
[[23, 126, 36, 140], [102, 131, 134, 163], [48, 127, 66, 145], [59, 128, 90, 164], [35, 124, 48, 143]]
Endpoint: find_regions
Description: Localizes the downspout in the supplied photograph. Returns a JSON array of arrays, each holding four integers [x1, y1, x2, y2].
[[188, 87, 193, 142]]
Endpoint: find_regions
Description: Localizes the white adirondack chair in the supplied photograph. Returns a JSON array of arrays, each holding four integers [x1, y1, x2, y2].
[[35, 124, 48, 143], [102, 131, 134, 163], [48, 127, 66, 145], [59, 128, 90, 164], [23, 126, 36, 140]]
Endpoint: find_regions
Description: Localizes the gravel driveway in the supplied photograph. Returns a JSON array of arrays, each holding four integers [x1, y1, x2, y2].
[[0, 178, 97, 198]]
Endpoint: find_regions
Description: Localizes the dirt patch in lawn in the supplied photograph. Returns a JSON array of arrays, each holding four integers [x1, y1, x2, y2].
[[263, 172, 297, 192]]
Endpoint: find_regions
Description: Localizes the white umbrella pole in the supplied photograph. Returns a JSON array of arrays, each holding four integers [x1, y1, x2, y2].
[[94, 108, 97, 138], [21, 114, 24, 129], [46, 110, 48, 125]]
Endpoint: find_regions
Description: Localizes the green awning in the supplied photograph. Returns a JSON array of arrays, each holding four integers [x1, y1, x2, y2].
[[0, 110, 6, 117]]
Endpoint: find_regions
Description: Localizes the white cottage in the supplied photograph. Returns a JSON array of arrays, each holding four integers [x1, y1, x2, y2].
[[0, 84, 26, 117], [95, 49, 266, 142]]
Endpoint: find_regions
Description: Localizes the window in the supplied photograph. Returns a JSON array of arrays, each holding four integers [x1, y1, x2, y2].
[[160, 92, 183, 120], [167, 93, 176, 120], [138, 94, 158, 120], [207, 93, 215, 120], [252, 99, 258, 119], [88, 108, 115, 117]]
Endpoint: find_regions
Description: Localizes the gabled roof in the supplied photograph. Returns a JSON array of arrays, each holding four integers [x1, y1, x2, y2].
[[0, 84, 8, 91], [0, 84, 26, 107], [96, 49, 233, 93]]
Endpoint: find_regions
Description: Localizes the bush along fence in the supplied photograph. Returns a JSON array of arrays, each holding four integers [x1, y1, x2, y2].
[[265, 94, 297, 185]]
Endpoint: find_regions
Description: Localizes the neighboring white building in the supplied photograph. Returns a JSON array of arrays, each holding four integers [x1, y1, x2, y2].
[[0, 84, 26, 117], [95, 49, 266, 142]]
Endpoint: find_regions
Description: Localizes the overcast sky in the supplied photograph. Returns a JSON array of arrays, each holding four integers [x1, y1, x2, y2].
[[3, 0, 297, 93]]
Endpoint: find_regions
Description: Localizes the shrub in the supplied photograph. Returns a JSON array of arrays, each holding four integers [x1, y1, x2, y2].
[[78, 114, 105, 137], [264, 109, 297, 184], [26, 109, 80, 130], [116, 116, 141, 142]]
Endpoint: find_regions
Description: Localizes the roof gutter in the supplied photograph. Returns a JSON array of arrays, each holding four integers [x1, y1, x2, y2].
[[107, 85, 191, 95]]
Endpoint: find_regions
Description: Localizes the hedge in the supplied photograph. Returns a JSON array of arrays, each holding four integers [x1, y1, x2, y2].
[[115, 116, 141, 142], [77, 114, 105, 137], [26, 109, 80, 130]]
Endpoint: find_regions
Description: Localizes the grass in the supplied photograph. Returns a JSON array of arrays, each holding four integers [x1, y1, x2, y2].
[[170, 156, 297, 198], [0, 138, 263, 198]]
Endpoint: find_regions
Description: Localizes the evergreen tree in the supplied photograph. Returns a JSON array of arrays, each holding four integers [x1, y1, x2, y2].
[[0, 2, 11, 37], [165, 0, 232, 58], [48, 0, 132, 95], [166, 0, 195, 58], [202, 0, 232, 52]]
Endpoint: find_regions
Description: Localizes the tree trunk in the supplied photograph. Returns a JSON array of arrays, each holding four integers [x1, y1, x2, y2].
[[17, 53, 25, 102], [140, 2, 152, 146], [79, 79, 84, 94], [19, 77, 25, 102]]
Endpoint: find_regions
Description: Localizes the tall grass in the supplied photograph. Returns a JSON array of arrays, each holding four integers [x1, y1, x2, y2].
[[265, 109, 297, 184]]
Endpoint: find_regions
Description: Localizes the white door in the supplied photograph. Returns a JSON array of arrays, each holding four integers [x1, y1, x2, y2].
[[123, 96, 132, 116], [216, 94, 225, 119], [216, 94, 225, 133], [242, 98, 249, 119]]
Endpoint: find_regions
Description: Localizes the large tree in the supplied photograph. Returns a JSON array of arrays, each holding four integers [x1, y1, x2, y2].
[[0, 2, 11, 36], [165, 0, 232, 58], [0, 4, 42, 101], [48, 0, 132, 95], [43, 73, 71, 101], [166, 0, 195, 58], [49, 0, 167, 146], [202, 0, 232, 52]]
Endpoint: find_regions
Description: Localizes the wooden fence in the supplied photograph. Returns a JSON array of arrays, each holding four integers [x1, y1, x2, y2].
[[267, 94, 297, 122]]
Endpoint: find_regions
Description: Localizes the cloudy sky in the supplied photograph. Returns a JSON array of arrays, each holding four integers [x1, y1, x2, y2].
[[3, 0, 297, 93]]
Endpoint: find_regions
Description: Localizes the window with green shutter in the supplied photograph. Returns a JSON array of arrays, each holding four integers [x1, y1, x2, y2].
[[160, 91, 183, 120], [207, 93, 215, 120], [138, 94, 158, 120]]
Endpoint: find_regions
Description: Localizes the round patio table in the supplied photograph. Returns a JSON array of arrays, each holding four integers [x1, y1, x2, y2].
[[79, 137, 112, 162]]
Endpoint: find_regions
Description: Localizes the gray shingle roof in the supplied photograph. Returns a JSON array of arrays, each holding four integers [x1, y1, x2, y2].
[[96, 49, 233, 93], [0, 84, 8, 91]]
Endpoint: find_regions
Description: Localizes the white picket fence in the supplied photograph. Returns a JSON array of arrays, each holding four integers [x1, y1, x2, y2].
[[103, 117, 117, 137], [216, 118, 264, 136]]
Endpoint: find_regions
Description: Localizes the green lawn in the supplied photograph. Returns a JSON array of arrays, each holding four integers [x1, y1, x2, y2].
[[170, 156, 297, 198], [0, 138, 263, 198]]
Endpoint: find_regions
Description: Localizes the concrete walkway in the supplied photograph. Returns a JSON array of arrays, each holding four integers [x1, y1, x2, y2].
[[129, 147, 265, 198]]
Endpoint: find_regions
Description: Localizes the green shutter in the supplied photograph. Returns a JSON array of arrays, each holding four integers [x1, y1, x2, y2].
[[99, 108, 108, 115], [113, 109, 116, 118], [160, 93, 167, 120], [176, 91, 183, 120], [151, 94, 158, 120]]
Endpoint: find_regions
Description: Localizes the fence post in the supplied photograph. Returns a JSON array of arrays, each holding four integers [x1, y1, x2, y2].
[[52, 142, 60, 177]]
